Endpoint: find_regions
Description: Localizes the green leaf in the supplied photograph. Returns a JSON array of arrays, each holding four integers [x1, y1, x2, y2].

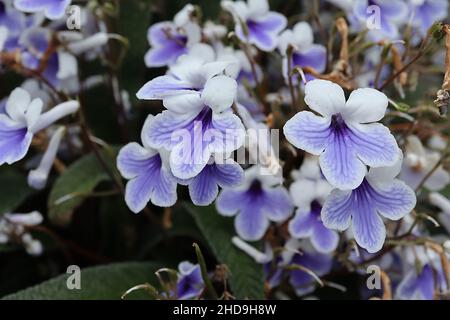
[[185, 204, 265, 299], [2, 262, 162, 300], [0, 168, 34, 215], [47, 149, 118, 226]]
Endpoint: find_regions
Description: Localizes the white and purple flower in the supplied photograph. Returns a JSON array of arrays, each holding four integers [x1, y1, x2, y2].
[[396, 264, 446, 300], [216, 165, 293, 241], [282, 239, 333, 296], [409, 0, 448, 38], [221, 0, 286, 52], [322, 155, 416, 253], [137, 44, 244, 179], [284, 79, 399, 190], [349, 0, 409, 41], [176, 261, 205, 300], [116, 115, 178, 213], [14, 0, 71, 20], [182, 157, 244, 206], [400, 135, 450, 191], [144, 21, 200, 68], [278, 22, 326, 83], [0, 87, 78, 166], [288, 157, 338, 253]]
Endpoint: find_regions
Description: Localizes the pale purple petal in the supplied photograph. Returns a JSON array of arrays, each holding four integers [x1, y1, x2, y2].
[[347, 122, 399, 168], [261, 187, 293, 221], [283, 111, 331, 155], [288, 209, 316, 238], [311, 223, 339, 254], [188, 165, 220, 206], [144, 44, 187, 68], [319, 125, 367, 190], [234, 201, 269, 241], [369, 179, 416, 220], [396, 265, 435, 300], [238, 12, 286, 52], [177, 264, 204, 300], [117, 143, 177, 212], [292, 44, 326, 73], [214, 162, 244, 187], [351, 185, 386, 254], [0, 118, 32, 165], [321, 189, 353, 231], [216, 189, 247, 217], [116, 142, 157, 179]]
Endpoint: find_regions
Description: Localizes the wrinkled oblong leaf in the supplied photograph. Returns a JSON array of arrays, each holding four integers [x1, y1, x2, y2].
[[2, 262, 162, 300], [47, 149, 118, 226]]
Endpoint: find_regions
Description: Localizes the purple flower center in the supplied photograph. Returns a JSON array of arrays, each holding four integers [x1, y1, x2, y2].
[[192, 107, 213, 130], [310, 200, 322, 217], [247, 179, 264, 199]]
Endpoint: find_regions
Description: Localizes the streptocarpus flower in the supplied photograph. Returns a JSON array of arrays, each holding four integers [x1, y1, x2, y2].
[[216, 165, 293, 241], [176, 261, 204, 300], [284, 79, 399, 190], [278, 22, 326, 83], [144, 15, 201, 68], [349, 0, 408, 41], [137, 44, 244, 179], [19, 27, 78, 89], [321, 155, 416, 253], [14, 0, 71, 20], [282, 239, 333, 296], [0, 88, 79, 166], [288, 157, 338, 253], [182, 157, 244, 206], [137, 44, 237, 113], [0, 0, 26, 50], [409, 0, 448, 38], [396, 264, 447, 300], [400, 135, 450, 191], [221, 0, 287, 52], [116, 116, 177, 213]]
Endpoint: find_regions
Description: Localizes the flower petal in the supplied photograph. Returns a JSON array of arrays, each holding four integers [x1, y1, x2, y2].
[[201, 75, 237, 113], [304, 79, 345, 117], [370, 179, 416, 220], [319, 130, 367, 190], [288, 209, 315, 238], [351, 201, 386, 253], [188, 165, 220, 206], [124, 153, 177, 212], [0, 118, 31, 165], [214, 161, 244, 187], [144, 44, 187, 68], [311, 223, 339, 253], [321, 189, 353, 231], [234, 202, 269, 241], [283, 111, 331, 155], [216, 189, 246, 217], [348, 122, 399, 168], [261, 187, 293, 222], [342, 88, 388, 123], [116, 142, 158, 179]]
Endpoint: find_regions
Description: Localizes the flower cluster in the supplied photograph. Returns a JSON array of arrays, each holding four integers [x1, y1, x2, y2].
[[0, 0, 449, 301]]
